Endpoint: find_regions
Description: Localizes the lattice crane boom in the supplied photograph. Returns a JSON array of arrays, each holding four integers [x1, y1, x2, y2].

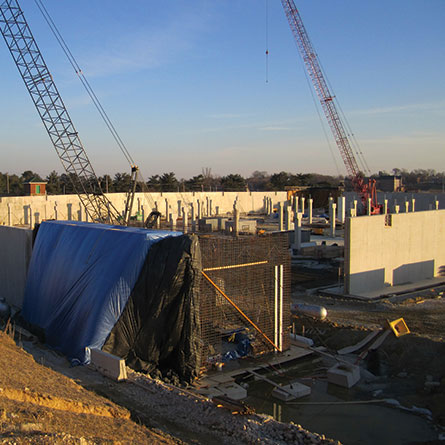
[[280, 0, 381, 213], [0, 0, 125, 224]]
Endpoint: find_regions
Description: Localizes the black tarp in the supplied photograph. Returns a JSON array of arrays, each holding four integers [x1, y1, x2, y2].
[[102, 234, 202, 383]]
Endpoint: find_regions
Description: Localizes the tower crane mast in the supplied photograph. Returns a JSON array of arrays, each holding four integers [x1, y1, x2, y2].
[[280, 0, 381, 214], [0, 0, 136, 225]]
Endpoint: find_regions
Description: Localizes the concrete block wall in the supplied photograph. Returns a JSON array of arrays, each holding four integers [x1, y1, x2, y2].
[[0, 226, 33, 308], [345, 209, 445, 294], [0, 191, 287, 226]]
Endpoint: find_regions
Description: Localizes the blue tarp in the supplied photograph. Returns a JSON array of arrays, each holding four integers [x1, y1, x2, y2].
[[22, 220, 181, 364]]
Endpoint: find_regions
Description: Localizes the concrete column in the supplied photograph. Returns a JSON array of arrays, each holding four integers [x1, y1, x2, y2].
[[197, 200, 201, 219], [405, 201, 409, 213], [141, 205, 145, 223], [137, 198, 141, 214], [367, 198, 371, 216], [285, 205, 292, 231], [233, 203, 239, 237], [34, 212, 40, 225], [337, 196, 346, 224], [278, 203, 284, 232], [308, 198, 313, 224], [169, 213, 175, 230], [67, 203, 72, 220], [384, 199, 388, 215], [23, 206, 28, 226], [293, 195, 299, 214], [353, 200, 358, 215], [411, 198, 415, 212], [206, 196, 210, 217], [7, 203, 11, 226], [182, 207, 188, 233], [349, 208, 356, 217], [394, 205, 400, 214], [177, 200, 182, 217], [300, 197, 305, 216], [330, 203, 336, 237], [293, 212, 302, 251], [78, 203, 83, 221], [435, 200, 439, 210], [209, 199, 213, 216], [269, 198, 274, 215], [190, 203, 196, 231]]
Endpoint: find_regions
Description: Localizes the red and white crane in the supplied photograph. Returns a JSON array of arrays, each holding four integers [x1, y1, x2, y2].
[[280, 0, 381, 214]]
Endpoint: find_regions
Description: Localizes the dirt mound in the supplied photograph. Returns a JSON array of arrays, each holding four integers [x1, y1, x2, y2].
[[0, 331, 178, 444]]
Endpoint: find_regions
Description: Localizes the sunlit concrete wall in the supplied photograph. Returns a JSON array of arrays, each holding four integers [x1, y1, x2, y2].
[[0, 226, 33, 308], [345, 209, 445, 294], [344, 191, 445, 213], [0, 191, 287, 226]]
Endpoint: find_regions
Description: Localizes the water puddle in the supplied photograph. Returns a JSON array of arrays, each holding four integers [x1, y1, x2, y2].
[[242, 360, 439, 445]]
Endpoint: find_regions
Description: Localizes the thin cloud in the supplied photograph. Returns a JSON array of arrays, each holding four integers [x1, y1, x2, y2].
[[209, 113, 249, 119], [259, 126, 291, 131], [353, 101, 445, 116], [78, 9, 215, 78]]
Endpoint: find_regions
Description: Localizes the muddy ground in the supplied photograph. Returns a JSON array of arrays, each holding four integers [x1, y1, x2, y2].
[[292, 266, 445, 430]]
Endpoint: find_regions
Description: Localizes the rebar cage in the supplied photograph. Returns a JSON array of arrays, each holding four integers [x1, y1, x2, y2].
[[198, 232, 290, 368]]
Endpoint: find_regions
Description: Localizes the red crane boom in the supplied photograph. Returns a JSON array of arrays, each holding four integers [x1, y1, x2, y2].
[[280, 0, 381, 214]]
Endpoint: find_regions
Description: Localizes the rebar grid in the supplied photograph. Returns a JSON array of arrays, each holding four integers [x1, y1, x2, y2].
[[199, 233, 290, 367]]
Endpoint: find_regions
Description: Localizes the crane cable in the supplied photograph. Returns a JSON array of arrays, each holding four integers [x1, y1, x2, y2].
[[317, 57, 371, 175], [33, 0, 135, 168], [291, 35, 342, 176], [265, 0, 269, 83]]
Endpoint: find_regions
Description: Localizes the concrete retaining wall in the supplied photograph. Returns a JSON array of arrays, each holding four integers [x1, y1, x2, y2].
[[345, 209, 445, 294], [0, 191, 287, 226], [0, 226, 33, 308]]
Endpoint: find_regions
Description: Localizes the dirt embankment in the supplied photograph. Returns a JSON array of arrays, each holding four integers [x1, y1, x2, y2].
[[0, 330, 179, 444]]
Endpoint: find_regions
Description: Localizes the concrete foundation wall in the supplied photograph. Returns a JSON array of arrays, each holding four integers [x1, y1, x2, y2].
[[0, 191, 287, 226], [0, 226, 33, 308], [345, 209, 445, 294], [344, 191, 445, 212]]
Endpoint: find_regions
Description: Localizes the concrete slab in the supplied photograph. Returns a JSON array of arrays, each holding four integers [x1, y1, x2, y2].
[[217, 382, 247, 400], [323, 277, 445, 301], [272, 382, 311, 401], [227, 345, 313, 379]]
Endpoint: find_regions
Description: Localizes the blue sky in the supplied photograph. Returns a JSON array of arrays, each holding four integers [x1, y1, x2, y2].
[[0, 0, 444, 180]]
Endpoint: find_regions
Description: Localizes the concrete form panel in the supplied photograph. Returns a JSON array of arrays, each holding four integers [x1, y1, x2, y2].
[[0, 226, 33, 308], [345, 210, 445, 294]]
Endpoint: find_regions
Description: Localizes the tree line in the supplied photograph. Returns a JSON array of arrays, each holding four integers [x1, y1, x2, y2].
[[0, 168, 443, 196]]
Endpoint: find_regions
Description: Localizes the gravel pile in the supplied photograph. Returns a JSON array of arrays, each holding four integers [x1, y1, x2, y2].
[[128, 371, 341, 444]]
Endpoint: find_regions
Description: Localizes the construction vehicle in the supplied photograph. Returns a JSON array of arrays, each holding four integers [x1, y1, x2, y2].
[[280, 1, 382, 214], [0, 0, 139, 225]]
